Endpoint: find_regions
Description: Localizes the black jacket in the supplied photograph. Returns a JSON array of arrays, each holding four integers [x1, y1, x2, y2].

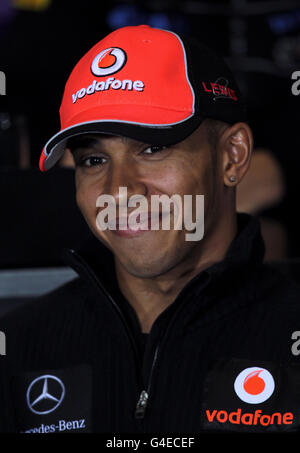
[[1, 213, 300, 433]]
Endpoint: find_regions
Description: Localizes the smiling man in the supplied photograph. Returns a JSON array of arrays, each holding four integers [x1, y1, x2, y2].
[[1, 25, 300, 434], [66, 120, 250, 334]]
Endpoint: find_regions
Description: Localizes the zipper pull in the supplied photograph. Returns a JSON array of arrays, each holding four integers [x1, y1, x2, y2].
[[135, 390, 149, 419]]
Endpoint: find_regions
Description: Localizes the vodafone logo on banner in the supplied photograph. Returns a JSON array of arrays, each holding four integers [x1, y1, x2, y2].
[[91, 47, 127, 77], [234, 367, 275, 404], [202, 360, 296, 430]]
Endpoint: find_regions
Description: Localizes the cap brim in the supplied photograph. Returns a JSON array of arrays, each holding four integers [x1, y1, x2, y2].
[[39, 114, 204, 171]]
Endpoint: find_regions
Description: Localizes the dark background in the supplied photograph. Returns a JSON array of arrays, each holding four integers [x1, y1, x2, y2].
[[0, 0, 300, 268]]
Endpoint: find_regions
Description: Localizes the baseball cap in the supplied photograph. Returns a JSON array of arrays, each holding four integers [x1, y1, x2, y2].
[[39, 24, 246, 171]]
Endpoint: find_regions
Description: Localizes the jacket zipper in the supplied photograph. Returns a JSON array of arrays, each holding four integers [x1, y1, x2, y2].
[[134, 278, 206, 420], [135, 345, 159, 419], [65, 248, 159, 424], [64, 248, 205, 425]]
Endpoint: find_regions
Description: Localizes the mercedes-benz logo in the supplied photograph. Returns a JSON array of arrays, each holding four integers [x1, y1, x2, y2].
[[26, 375, 65, 415]]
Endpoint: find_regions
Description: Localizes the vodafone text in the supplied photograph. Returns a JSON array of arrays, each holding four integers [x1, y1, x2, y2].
[[206, 408, 293, 426], [20, 418, 86, 433], [72, 78, 145, 103]]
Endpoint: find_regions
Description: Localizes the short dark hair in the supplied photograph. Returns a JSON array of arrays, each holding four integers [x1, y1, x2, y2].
[[204, 118, 228, 151]]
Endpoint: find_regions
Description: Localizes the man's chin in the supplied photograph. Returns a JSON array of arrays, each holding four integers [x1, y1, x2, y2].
[[115, 253, 174, 279], [94, 229, 195, 278]]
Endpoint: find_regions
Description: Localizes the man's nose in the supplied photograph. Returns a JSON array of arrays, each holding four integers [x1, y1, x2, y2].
[[105, 160, 148, 205]]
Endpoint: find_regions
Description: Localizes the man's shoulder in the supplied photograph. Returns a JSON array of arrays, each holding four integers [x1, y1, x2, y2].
[[259, 262, 300, 300], [245, 262, 300, 320]]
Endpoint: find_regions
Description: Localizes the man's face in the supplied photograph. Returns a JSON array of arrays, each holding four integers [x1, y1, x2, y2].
[[72, 123, 224, 278]]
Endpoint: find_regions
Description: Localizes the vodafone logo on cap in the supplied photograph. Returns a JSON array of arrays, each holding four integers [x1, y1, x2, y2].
[[234, 367, 275, 404], [91, 47, 127, 77]]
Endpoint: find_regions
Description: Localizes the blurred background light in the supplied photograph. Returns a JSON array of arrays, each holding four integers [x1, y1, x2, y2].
[[107, 4, 147, 28], [107, 2, 188, 33], [12, 0, 52, 11], [268, 9, 300, 35], [0, 0, 15, 33]]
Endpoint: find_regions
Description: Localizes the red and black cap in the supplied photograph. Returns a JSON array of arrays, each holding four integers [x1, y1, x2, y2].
[[39, 25, 246, 171]]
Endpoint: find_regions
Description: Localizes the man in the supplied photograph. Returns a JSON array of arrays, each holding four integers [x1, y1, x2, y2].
[[1, 25, 300, 434]]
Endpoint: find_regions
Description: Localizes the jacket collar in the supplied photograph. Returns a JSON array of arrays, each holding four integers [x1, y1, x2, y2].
[[204, 212, 265, 280], [62, 213, 265, 313]]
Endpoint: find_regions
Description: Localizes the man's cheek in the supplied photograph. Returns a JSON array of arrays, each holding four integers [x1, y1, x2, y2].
[[75, 188, 96, 223], [75, 190, 87, 217]]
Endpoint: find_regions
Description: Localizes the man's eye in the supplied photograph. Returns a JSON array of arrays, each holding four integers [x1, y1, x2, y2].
[[78, 156, 107, 167], [142, 145, 167, 155]]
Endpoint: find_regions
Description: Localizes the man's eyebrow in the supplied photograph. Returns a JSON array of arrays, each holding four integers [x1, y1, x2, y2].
[[66, 136, 104, 153], [67, 134, 149, 153]]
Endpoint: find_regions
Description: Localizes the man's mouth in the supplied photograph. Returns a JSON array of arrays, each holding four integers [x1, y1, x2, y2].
[[107, 211, 170, 237]]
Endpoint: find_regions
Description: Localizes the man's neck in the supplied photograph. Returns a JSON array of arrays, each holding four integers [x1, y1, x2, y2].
[[115, 214, 238, 333]]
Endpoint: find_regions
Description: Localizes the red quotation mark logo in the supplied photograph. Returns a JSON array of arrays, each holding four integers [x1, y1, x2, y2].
[[91, 47, 127, 77], [234, 367, 275, 404]]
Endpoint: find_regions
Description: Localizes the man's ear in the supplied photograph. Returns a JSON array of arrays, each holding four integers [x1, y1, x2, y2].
[[220, 122, 253, 187]]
